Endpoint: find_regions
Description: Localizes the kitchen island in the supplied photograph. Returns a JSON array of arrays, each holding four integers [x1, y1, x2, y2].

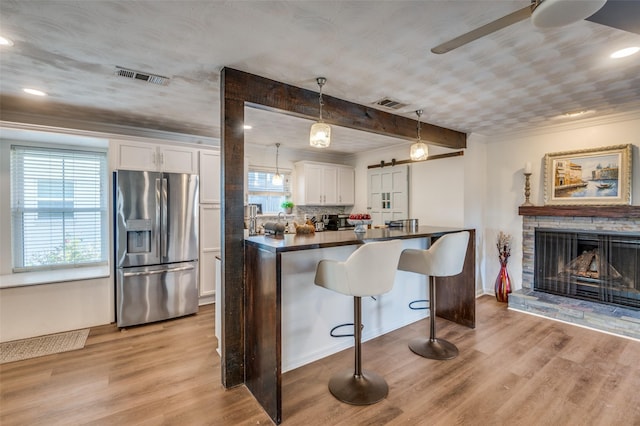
[[244, 226, 476, 424]]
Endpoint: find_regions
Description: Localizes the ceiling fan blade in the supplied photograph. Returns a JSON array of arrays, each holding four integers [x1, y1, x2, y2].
[[431, 4, 534, 54], [585, 0, 640, 35]]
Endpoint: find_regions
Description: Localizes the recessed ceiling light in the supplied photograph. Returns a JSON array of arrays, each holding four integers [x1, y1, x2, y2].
[[0, 36, 14, 46], [23, 88, 47, 97], [552, 110, 596, 120], [243, 125, 252, 130], [560, 110, 595, 118], [610, 47, 640, 59]]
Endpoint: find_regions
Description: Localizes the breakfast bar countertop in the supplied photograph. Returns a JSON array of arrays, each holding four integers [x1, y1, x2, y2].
[[244, 225, 466, 252]]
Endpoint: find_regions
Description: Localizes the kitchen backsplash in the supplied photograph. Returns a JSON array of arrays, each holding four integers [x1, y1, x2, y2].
[[253, 205, 351, 233]]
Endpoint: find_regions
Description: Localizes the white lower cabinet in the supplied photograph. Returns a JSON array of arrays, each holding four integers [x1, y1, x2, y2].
[[215, 255, 222, 355], [200, 250, 219, 299], [199, 204, 221, 300]]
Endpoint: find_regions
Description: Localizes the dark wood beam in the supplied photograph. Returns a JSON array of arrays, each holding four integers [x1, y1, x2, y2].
[[220, 70, 246, 388], [222, 68, 466, 149]]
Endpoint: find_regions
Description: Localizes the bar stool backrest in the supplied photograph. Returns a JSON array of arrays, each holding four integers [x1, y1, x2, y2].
[[314, 239, 403, 297], [398, 231, 469, 277]]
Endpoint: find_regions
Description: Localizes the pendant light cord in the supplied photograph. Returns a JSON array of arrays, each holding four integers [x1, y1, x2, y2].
[[416, 109, 423, 141], [317, 77, 326, 122]]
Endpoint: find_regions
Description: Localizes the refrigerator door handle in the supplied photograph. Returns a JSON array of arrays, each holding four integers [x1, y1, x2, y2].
[[161, 177, 168, 259], [123, 264, 195, 277], [155, 177, 162, 257]]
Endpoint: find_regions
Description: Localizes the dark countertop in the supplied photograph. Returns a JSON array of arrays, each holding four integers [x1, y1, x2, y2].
[[244, 226, 468, 253]]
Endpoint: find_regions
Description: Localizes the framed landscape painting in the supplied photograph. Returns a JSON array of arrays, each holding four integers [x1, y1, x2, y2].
[[544, 144, 632, 206]]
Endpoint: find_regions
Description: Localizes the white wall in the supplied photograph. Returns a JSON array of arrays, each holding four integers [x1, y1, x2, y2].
[[351, 141, 486, 294], [0, 127, 216, 342], [482, 115, 640, 295], [0, 134, 116, 342], [0, 278, 112, 341], [2, 115, 638, 341], [351, 117, 640, 297], [245, 143, 350, 170]]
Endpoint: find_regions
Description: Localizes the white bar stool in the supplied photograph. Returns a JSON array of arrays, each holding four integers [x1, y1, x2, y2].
[[314, 239, 403, 405], [398, 231, 469, 360]]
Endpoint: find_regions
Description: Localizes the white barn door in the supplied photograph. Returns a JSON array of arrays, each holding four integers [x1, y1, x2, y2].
[[367, 165, 409, 226]]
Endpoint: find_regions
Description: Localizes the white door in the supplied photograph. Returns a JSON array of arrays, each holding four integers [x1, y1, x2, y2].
[[367, 165, 408, 225]]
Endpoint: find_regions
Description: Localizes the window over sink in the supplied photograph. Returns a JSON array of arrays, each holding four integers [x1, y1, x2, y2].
[[247, 168, 291, 214]]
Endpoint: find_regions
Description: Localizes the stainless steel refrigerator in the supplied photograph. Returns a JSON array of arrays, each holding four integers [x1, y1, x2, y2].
[[114, 170, 199, 327]]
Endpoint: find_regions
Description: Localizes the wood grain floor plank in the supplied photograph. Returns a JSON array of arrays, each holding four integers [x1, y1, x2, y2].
[[2, 297, 639, 425]]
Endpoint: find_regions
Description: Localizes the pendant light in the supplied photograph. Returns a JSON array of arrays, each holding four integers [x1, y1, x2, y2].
[[309, 77, 331, 148], [410, 110, 429, 161], [272, 143, 283, 186]]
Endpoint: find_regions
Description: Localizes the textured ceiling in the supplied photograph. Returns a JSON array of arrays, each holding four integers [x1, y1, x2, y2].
[[1, 0, 639, 154]]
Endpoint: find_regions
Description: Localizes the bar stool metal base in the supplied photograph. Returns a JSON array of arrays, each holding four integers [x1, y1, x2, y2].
[[409, 337, 459, 360], [328, 369, 389, 405]]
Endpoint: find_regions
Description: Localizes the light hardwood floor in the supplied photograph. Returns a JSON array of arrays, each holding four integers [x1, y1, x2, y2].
[[1, 296, 639, 425]]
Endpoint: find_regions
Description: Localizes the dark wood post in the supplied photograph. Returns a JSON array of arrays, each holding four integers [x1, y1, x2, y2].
[[220, 69, 246, 387]]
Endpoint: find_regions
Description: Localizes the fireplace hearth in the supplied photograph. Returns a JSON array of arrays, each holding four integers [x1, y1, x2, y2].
[[511, 206, 640, 340]]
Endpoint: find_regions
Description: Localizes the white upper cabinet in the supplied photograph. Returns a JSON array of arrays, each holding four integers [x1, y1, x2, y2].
[[199, 150, 221, 204], [161, 146, 198, 174], [337, 166, 355, 205], [114, 140, 197, 174], [295, 161, 354, 206]]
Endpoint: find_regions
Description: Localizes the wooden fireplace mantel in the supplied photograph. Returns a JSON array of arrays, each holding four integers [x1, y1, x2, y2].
[[518, 205, 640, 218]]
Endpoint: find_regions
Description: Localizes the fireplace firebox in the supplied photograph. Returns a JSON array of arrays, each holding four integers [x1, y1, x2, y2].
[[534, 229, 640, 309]]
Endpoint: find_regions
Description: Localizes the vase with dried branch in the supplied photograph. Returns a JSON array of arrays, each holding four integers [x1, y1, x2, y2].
[[495, 231, 512, 303]]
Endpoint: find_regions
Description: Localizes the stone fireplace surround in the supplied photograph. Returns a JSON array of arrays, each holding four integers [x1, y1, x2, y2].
[[509, 206, 640, 340]]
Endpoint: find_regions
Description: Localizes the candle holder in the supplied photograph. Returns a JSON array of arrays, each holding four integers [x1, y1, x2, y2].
[[521, 172, 533, 206]]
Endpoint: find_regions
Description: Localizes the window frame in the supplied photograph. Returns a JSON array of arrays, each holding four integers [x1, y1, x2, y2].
[[10, 143, 109, 272], [247, 167, 292, 214]]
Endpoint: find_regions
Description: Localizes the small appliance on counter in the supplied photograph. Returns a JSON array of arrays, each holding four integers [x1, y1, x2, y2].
[[245, 204, 259, 236], [326, 214, 355, 231], [263, 222, 286, 237], [387, 219, 419, 231]]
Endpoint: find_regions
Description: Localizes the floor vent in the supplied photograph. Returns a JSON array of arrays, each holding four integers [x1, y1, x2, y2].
[[374, 97, 407, 110], [115, 67, 170, 85]]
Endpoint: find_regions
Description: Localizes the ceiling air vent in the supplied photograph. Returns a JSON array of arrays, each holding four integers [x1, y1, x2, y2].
[[115, 66, 170, 86], [374, 97, 407, 110]]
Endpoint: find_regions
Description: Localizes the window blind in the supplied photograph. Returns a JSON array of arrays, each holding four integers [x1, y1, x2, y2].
[[10, 145, 108, 271], [247, 169, 291, 213]]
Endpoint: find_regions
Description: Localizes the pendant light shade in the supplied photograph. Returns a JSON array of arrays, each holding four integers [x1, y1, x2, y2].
[[272, 143, 283, 185], [309, 122, 331, 148], [410, 110, 429, 161], [310, 77, 330, 148]]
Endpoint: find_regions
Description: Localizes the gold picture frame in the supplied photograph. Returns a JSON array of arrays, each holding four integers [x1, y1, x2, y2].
[[544, 144, 632, 206]]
